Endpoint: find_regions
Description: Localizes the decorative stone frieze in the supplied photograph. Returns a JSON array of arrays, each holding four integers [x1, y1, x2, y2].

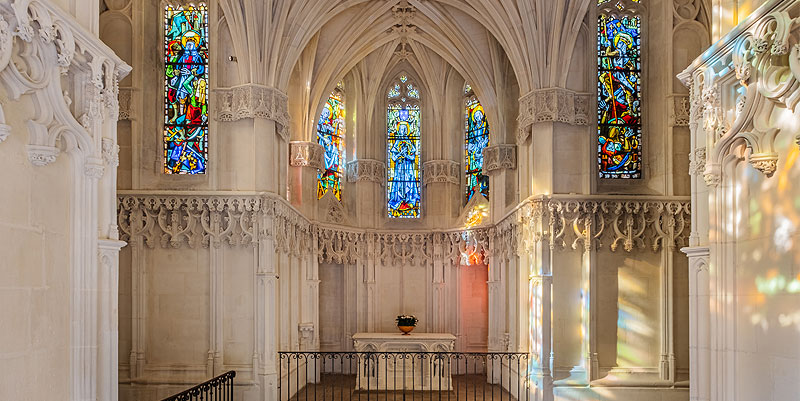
[[120, 193, 689, 268], [213, 84, 290, 139], [422, 160, 459, 185], [517, 88, 591, 142], [482, 144, 516, 174], [346, 159, 386, 184], [118, 193, 313, 255], [516, 197, 691, 254], [289, 141, 324, 169]]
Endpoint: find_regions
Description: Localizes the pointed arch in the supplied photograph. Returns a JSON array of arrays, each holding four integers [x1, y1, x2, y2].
[[387, 73, 422, 218]]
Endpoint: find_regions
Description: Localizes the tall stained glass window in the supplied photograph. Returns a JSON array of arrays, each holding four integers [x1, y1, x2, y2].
[[597, 0, 642, 179], [317, 90, 345, 200], [465, 85, 490, 202], [164, 4, 209, 174], [387, 75, 421, 218]]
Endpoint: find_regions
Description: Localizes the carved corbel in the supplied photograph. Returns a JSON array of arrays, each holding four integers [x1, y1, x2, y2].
[[483, 144, 516, 174]]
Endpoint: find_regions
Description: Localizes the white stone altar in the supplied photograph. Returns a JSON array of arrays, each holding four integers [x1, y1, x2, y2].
[[352, 332, 456, 391]]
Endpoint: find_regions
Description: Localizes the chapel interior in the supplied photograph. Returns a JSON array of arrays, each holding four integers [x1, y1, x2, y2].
[[1, 0, 799, 400]]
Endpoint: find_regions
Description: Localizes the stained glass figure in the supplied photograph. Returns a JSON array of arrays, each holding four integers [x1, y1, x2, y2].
[[317, 91, 345, 200], [597, 12, 642, 179], [465, 91, 490, 202], [387, 77, 422, 218], [163, 4, 209, 174]]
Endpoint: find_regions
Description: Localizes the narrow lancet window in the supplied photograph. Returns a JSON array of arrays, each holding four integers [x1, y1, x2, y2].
[[597, 0, 642, 178], [164, 4, 209, 174], [317, 90, 346, 200], [387, 75, 422, 218], [465, 85, 490, 202]]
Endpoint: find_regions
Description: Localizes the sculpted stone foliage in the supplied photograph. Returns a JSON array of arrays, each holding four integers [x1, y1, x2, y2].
[[482, 144, 516, 173], [422, 160, 459, 185], [213, 84, 290, 139]]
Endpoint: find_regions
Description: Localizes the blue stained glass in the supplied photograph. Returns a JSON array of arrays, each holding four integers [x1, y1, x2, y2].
[[465, 96, 489, 202], [164, 4, 208, 174], [317, 91, 345, 200], [387, 104, 421, 218], [597, 13, 642, 179]]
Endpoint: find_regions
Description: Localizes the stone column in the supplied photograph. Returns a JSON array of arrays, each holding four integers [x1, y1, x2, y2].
[[483, 144, 516, 219], [255, 212, 279, 401], [346, 159, 386, 227], [422, 160, 460, 222], [289, 141, 324, 216]]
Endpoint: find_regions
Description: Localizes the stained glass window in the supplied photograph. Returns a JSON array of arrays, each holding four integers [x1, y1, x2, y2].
[[465, 86, 490, 202], [387, 76, 421, 218], [164, 4, 209, 174], [597, 5, 642, 179], [317, 90, 345, 200]]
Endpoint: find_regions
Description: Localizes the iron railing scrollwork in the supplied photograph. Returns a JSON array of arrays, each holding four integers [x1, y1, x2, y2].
[[279, 351, 530, 400], [161, 370, 236, 401]]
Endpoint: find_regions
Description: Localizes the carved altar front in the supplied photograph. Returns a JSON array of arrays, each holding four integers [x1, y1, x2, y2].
[[352, 333, 456, 391]]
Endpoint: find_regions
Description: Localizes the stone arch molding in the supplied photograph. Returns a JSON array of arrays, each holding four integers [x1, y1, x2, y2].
[[0, 0, 130, 168], [680, 9, 800, 183]]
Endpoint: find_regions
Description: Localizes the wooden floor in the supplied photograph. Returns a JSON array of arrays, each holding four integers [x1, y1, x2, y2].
[[284, 374, 526, 401]]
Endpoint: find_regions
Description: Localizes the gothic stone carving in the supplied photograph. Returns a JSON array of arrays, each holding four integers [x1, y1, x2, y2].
[[517, 88, 591, 142], [346, 159, 386, 185], [289, 141, 324, 169], [213, 84, 290, 140], [678, 6, 800, 180], [483, 144, 516, 174], [422, 160, 459, 185]]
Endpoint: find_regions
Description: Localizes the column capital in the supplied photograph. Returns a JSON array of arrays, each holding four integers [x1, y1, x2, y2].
[[289, 141, 324, 169], [346, 159, 386, 185], [212, 84, 290, 140], [517, 87, 591, 142], [483, 144, 516, 174], [422, 159, 459, 186]]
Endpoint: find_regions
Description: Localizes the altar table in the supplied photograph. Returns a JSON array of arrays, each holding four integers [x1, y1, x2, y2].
[[352, 332, 456, 391]]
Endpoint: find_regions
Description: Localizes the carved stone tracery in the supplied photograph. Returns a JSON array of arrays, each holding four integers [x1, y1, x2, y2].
[[346, 159, 386, 185]]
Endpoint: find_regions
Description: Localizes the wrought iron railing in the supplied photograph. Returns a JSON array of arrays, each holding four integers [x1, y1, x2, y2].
[[161, 370, 236, 401], [278, 352, 530, 400]]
